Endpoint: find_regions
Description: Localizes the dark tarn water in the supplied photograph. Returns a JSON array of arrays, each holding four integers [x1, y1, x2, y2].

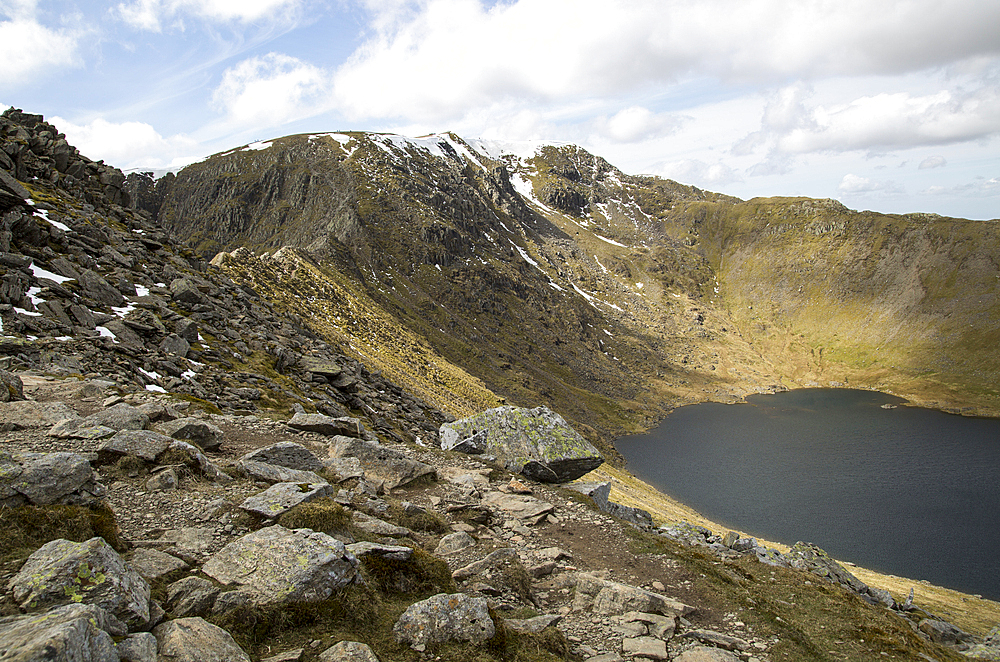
[[615, 389, 1000, 601]]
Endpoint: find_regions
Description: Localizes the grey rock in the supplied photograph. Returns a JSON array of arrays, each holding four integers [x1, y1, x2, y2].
[[156, 417, 223, 451], [146, 467, 178, 491], [0, 603, 125, 662], [47, 417, 117, 440], [241, 442, 324, 472], [452, 548, 518, 581], [117, 632, 158, 662], [166, 576, 220, 618], [96, 429, 174, 464], [78, 269, 125, 307], [5, 451, 103, 505], [622, 611, 676, 639], [351, 511, 412, 538], [322, 456, 365, 482], [288, 412, 363, 437], [328, 436, 435, 489], [505, 614, 562, 634], [201, 525, 360, 605], [152, 617, 250, 662], [672, 647, 743, 662], [237, 459, 326, 485], [169, 278, 207, 306], [318, 641, 381, 662], [136, 402, 182, 423], [155, 527, 216, 563], [481, 492, 554, 522], [86, 403, 150, 431], [10, 537, 151, 629], [159, 333, 191, 357], [785, 542, 868, 594], [439, 406, 602, 482], [622, 636, 668, 660], [572, 573, 694, 617], [345, 541, 413, 562], [393, 593, 495, 649], [0, 368, 24, 401], [261, 649, 305, 662], [0, 400, 79, 428], [175, 318, 199, 343], [681, 629, 751, 652], [918, 618, 974, 648], [434, 531, 476, 556], [127, 548, 189, 581], [163, 440, 232, 482], [239, 481, 335, 518]]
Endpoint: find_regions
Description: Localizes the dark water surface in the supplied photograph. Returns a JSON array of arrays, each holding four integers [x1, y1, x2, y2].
[[615, 389, 1000, 600]]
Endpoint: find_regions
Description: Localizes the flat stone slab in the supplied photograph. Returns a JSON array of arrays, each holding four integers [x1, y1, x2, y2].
[[351, 511, 412, 538], [481, 492, 554, 521], [0, 401, 80, 429], [201, 525, 359, 605], [237, 459, 326, 485], [288, 413, 363, 437], [573, 573, 694, 618], [505, 614, 562, 634], [239, 481, 335, 518], [240, 442, 324, 473], [623, 636, 668, 660]]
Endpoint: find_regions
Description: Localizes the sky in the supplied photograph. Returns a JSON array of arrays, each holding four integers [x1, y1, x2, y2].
[[1, 0, 999, 220]]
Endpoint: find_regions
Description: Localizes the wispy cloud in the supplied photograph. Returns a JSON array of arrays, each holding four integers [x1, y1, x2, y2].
[[116, 0, 304, 31]]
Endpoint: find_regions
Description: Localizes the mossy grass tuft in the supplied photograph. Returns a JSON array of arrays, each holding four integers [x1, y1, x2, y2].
[[0, 501, 126, 572], [276, 498, 350, 533]]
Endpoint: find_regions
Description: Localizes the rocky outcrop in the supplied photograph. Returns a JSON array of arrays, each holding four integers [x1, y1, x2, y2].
[[440, 406, 603, 482]]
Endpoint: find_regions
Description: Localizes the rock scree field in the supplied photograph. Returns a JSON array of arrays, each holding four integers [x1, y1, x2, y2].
[[0, 106, 999, 661]]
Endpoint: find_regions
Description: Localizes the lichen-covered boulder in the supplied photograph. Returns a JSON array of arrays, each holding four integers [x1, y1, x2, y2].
[[236, 459, 326, 485], [0, 603, 125, 662], [10, 537, 151, 629], [439, 406, 602, 482], [393, 593, 495, 649], [572, 573, 694, 617], [152, 617, 249, 662], [201, 525, 359, 606]]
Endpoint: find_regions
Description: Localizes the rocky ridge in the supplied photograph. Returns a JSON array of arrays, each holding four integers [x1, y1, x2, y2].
[[1, 108, 999, 661]]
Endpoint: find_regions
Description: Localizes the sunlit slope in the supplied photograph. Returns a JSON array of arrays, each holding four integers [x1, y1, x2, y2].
[[689, 197, 1000, 413]]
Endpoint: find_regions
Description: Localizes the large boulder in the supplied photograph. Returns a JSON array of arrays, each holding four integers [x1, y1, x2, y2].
[[10, 537, 151, 629], [1, 451, 105, 506], [201, 525, 360, 606], [328, 436, 435, 489], [393, 593, 495, 649], [152, 617, 249, 662], [439, 406, 602, 482], [81, 403, 150, 431], [95, 429, 175, 465], [0, 603, 125, 662], [236, 460, 326, 485]]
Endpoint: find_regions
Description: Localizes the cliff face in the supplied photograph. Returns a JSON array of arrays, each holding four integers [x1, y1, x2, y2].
[[144, 130, 1000, 451]]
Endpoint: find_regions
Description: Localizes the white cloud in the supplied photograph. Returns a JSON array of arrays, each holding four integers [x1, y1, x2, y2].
[[210, 53, 331, 128], [330, 0, 1000, 124], [838, 173, 904, 196], [117, 0, 302, 31], [924, 177, 1000, 198], [51, 116, 197, 169], [599, 107, 682, 143], [0, 1, 81, 85], [919, 155, 947, 169], [652, 159, 742, 187]]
